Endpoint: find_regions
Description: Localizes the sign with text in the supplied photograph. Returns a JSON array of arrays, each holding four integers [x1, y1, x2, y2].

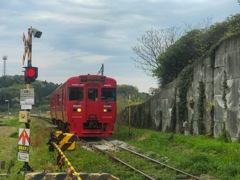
[[21, 104, 32, 110], [20, 89, 34, 105], [18, 146, 30, 162]]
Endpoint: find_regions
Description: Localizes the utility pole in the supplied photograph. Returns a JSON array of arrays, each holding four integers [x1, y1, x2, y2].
[[128, 95, 132, 137]]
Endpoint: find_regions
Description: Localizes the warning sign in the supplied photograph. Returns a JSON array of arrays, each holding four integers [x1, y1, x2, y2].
[[18, 128, 30, 162], [18, 128, 30, 146]]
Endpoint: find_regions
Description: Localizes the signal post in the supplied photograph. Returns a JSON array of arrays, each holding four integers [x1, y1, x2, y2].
[[18, 26, 42, 174]]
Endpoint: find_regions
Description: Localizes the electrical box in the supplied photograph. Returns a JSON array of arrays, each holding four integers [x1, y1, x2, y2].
[[19, 111, 30, 123]]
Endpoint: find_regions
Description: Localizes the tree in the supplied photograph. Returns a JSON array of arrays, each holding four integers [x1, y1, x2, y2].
[[117, 84, 150, 114], [131, 27, 181, 76], [154, 29, 202, 85]]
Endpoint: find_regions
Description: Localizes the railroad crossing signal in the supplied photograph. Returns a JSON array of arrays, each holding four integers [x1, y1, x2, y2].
[[24, 66, 38, 84], [18, 26, 42, 173], [22, 26, 42, 67]]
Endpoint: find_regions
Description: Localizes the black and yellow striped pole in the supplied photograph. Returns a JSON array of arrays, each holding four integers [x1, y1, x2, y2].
[[27, 26, 32, 67], [53, 142, 81, 180]]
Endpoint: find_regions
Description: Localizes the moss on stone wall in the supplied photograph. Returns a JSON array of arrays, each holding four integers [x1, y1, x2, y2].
[[177, 65, 193, 133], [197, 80, 206, 134]]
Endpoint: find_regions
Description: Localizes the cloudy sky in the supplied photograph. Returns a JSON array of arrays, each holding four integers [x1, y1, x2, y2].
[[0, 0, 239, 92]]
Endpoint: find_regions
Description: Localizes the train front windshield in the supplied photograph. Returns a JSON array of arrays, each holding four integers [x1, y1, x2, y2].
[[68, 87, 84, 101], [101, 88, 116, 102]]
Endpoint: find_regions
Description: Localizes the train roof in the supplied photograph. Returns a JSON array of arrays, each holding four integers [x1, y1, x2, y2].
[[50, 74, 116, 97]]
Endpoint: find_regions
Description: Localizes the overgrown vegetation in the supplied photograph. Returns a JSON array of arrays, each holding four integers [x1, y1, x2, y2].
[[116, 84, 150, 114], [197, 80, 206, 135], [0, 75, 59, 113], [222, 70, 228, 109], [113, 125, 240, 179], [177, 65, 193, 133], [151, 13, 240, 86]]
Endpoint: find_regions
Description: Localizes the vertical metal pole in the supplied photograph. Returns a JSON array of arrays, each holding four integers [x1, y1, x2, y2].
[[7, 101, 9, 120], [5, 100, 9, 120], [128, 95, 132, 137]]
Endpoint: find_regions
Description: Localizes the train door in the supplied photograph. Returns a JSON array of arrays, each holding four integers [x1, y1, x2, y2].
[[85, 87, 101, 129]]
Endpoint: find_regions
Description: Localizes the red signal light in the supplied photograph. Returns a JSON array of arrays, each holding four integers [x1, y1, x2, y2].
[[26, 68, 36, 77], [24, 66, 38, 83]]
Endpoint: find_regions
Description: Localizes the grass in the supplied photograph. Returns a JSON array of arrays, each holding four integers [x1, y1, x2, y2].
[[0, 115, 143, 179], [112, 124, 240, 179], [2, 115, 240, 179]]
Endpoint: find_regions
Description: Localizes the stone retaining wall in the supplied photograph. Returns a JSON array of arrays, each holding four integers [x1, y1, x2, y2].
[[118, 35, 240, 141]]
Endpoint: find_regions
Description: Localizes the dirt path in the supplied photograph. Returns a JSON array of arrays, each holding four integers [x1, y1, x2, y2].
[[0, 126, 17, 137]]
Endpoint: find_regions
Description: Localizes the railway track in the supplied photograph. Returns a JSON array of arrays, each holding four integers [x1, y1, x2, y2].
[[80, 138, 201, 180], [31, 115, 52, 123], [34, 116, 201, 179]]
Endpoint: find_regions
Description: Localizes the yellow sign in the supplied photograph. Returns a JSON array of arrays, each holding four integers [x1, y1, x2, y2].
[[19, 111, 30, 123]]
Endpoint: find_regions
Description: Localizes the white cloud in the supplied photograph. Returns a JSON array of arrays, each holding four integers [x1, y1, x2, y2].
[[0, 0, 238, 92]]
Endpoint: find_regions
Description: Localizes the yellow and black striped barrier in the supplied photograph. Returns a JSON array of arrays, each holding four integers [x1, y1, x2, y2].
[[47, 131, 80, 179], [54, 131, 76, 170], [55, 131, 76, 151], [53, 142, 81, 180]]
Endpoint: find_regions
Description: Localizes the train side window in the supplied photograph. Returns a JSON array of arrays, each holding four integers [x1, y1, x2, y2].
[[88, 88, 98, 101], [68, 87, 84, 101], [101, 88, 116, 102]]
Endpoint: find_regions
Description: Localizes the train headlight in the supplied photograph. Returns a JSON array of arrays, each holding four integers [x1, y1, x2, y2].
[[103, 108, 111, 112], [103, 105, 112, 112], [77, 108, 81, 112]]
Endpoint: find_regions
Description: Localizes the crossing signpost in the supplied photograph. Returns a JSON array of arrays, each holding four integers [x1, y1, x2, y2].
[[18, 26, 42, 174]]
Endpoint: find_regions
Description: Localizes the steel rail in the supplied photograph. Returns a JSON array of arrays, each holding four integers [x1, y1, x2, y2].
[[31, 115, 52, 123], [118, 146, 201, 180], [80, 139, 155, 180], [100, 139, 201, 180]]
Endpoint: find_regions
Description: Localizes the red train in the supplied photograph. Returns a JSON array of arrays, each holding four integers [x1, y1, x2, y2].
[[50, 74, 117, 137]]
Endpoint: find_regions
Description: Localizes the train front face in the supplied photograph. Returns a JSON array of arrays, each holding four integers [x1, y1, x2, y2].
[[67, 75, 117, 137]]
